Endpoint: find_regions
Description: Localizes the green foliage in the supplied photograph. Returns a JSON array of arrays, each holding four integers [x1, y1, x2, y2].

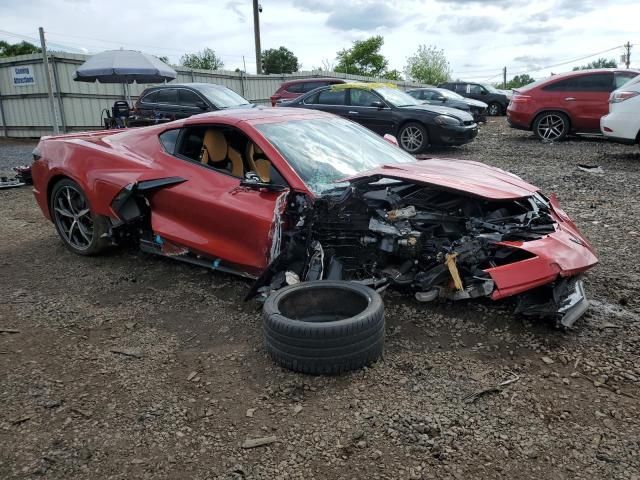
[[262, 46, 300, 74], [335, 36, 389, 77], [0, 41, 41, 57], [572, 58, 617, 71], [180, 48, 224, 70], [404, 45, 451, 85], [384, 69, 403, 81], [505, 74, 535, 89]]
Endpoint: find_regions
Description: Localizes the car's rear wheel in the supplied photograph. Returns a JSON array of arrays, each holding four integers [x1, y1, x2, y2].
[[50, 178, 109, 256], [533, 112, 570, 141], [487, 102, 502, 116], [398, 122, 429, 154]]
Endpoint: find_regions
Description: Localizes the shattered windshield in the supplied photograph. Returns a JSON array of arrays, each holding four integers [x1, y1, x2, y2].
[[256, 118, 415, 195]]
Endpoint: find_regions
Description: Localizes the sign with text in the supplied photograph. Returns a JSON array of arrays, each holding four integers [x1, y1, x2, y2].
[[12, 65, 36, 87]]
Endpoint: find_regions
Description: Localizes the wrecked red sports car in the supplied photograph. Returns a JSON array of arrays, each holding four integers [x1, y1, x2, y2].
[[32, 108, 597, 327]]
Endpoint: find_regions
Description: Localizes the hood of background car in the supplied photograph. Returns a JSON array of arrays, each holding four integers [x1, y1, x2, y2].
[[399, 104, 474, 122], [463, 98, 488, 108], [344, 158, 539, 200]]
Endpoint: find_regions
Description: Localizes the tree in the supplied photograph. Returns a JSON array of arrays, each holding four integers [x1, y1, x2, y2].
[[180, 48, 224, 70], [335, 36, 389, 77], [261, 46, 300, 74], [572, 57, 617, 71], [404, 45, 451, 85], [384, 69, 403, 81], [505, 74, 535, 89], [0, 40, 41, 57]]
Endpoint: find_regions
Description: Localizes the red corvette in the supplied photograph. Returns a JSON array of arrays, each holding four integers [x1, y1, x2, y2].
[[32, 107, 597, 327]]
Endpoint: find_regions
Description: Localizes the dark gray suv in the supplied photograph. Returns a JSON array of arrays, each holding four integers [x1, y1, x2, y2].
[[438, 82, 509, 116], [134, 83, 254, 122]]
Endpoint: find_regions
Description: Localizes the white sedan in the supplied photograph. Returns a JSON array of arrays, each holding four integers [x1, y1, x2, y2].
[[601, 74, 640, 145]]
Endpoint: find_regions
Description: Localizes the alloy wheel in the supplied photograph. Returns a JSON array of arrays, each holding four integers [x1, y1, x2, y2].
[[488, 103, 500, 116], [53, 185, 94, 250], [536, 114, 566, 141], [399, 126, 424, 153]]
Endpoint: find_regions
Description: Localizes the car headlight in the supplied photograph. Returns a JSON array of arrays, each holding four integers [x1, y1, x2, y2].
[[434, 115, 462, 126]]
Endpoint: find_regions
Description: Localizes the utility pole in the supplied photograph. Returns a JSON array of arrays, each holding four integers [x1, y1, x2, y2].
[[624, 41, 632, 69], [252, 0, 262, 74], [39, 27, 59, 135], [503, 66, 507, 89]]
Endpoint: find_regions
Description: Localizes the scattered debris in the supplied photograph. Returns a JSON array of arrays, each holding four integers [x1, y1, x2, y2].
[[462, 374, 520, 403], [110, 347, 143, 359], [292, 404, 303, 416], [187, 371, 198, 381], [71, 408, 92, 418], [246, 408, 256, 418], [577, 164, 604, 174], [541, 356, 555, 364], [0, 328, 20, 334], [241, 436, 277, 449], [11, 415, 32, 425]]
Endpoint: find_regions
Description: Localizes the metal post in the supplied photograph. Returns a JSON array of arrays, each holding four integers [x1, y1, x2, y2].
[[503, 67, 507, 89], [50, 56, 67, 133], [624, 41, 632, 69], [39, 27, 60, 135], [0, 86, 7, 137], [253, 0, 262, 74]]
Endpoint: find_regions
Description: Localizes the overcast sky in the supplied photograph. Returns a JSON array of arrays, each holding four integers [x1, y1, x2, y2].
[[1, 0, 639, 82]]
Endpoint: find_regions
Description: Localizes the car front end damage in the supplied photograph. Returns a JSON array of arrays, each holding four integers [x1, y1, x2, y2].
[[254, 172, 597, 328]]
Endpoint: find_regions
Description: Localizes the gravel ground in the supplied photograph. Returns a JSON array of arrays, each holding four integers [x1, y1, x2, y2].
[[0, 138, 37, 174], [1, 119, 639, 480]]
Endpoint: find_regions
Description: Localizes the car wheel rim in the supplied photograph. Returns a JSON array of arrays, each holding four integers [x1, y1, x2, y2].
[[537, 114, 565, 140], [53, 185, 94, 250], [400, 126, 424, 152], [489, 104, 499, 115]]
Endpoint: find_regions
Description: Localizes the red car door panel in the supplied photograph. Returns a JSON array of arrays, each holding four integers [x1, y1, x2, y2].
[[148, 156, 286, 275]]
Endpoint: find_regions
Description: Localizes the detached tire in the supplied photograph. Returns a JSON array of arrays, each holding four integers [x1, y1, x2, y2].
[[263, 281, 385, 375]]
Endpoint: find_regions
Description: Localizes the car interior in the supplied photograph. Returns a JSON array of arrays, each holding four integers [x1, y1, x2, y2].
[[173, 126, 286, 185]]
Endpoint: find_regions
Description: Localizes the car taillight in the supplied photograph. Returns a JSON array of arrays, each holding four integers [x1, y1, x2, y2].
[[511, 93, 531, 103], [610, 91, 639, 103]]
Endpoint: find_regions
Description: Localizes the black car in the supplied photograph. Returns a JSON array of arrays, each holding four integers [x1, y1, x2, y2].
[[281, 83, 477, 153], [438, 82, 509, 116], [407, 87, 488, 122], [134, 83, 254, 121]]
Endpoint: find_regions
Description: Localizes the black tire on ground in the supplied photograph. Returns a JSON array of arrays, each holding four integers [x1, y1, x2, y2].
[[49, 178, 110, 256], [487, 102, 502, 116], [262, 281, 385, 375], [397, 122, 429, 154], [532, 111, 570, 142]]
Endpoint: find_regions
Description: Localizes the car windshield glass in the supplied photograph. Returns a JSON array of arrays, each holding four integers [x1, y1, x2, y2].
[[438, 89, 464, 100], [481, 84, 499, 93], [374, 87, 422, 107], [256, 118, 415, 195], [196, 85, 251, 108]]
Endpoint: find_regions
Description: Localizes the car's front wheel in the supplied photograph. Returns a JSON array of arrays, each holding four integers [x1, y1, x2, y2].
[[487, 102, 502, 116], [533, 112, 570, 141], [398, 122, 429, 154], [50, 178, 110, 256]]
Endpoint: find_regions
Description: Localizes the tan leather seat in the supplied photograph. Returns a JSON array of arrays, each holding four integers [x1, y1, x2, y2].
[[227, 146, 244, 178], [247, 143, 270, 182], [201, 129, 244, 178], [201, 130, 227, 165]]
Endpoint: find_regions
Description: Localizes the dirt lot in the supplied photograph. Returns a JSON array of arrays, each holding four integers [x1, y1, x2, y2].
[[1, 120, 639, 480]]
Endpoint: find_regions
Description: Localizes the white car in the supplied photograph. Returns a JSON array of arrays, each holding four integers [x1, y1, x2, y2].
[[601, 74, 640, 145]]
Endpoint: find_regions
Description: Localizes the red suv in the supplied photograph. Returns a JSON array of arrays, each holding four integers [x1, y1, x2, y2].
[[270, 78, 345, 106], [507, 69, 639, 141]]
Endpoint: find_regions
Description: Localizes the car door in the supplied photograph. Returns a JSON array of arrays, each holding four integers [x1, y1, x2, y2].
[[467, 83, 485, 101], [303, 88, 348, 116], [563, 73, 613, 131], [149, 125, 289, 274], [176, 88, 208, 119], [155, 88, 180, 120], [136, 90, 158, 119], [347, 88, 394, 135]]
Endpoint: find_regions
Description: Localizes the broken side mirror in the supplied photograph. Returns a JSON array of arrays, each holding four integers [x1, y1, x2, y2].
[[383, 134, 399, 147], [240, 172, 286, 192]]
